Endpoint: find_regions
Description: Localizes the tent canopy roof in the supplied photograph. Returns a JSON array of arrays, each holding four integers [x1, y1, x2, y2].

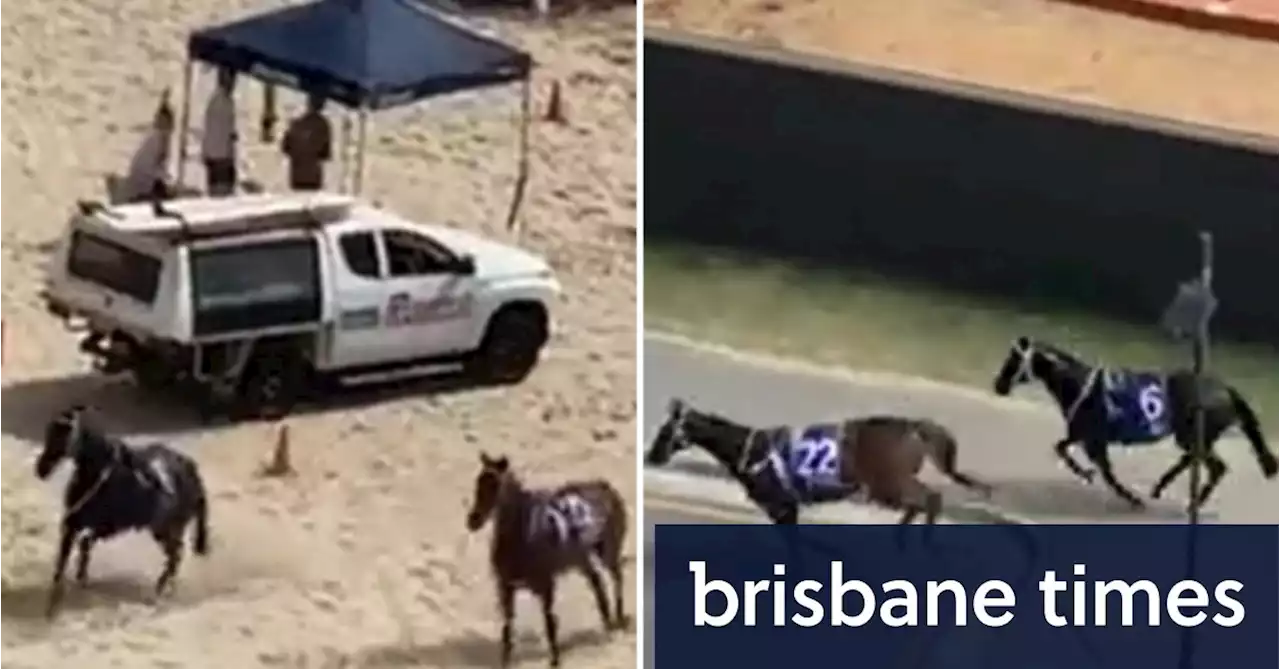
[[187, 0, 532, 110]]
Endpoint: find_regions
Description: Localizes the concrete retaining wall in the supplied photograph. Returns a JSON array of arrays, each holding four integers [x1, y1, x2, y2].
[[644, 29, 1278, 342]]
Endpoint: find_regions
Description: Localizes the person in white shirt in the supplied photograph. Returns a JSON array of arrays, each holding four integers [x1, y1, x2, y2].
[[202, 69, 238, 197], [121, 92, 175, 203]]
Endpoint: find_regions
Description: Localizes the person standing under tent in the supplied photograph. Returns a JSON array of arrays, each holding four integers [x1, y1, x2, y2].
[[281, 93, 333, 191], [201, 68, 239, 197], [120, 91, 175, 203]]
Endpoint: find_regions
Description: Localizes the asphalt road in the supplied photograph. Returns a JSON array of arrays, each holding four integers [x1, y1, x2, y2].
[[643, 334, 1279, 526]]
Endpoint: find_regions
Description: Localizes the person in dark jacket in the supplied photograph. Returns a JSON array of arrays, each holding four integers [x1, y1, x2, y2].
[[281, 94, 333, 191]]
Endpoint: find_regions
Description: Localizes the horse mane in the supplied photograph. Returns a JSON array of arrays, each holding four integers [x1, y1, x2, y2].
[[687, 406, 752, 435], [1031, 339, 1093, 369]]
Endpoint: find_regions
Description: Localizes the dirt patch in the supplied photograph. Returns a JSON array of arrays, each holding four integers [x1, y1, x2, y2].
[[646, 0, 1277, 135], [1, 2, 636, 667]]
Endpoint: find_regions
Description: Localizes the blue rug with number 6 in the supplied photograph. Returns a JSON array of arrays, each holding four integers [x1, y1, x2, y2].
[[1102, 370, 1173, 445]]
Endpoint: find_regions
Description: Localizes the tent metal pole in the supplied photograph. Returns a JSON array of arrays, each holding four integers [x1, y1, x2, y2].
[[175, 59, 195, 189], [504, 74, 532, 234], [338, 113, 351, 194], [354, 108, 369, 195]]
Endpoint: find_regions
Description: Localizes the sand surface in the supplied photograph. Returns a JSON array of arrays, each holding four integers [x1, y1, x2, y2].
[[647, 0, 1278, 136], [1, 2, 637, 667]]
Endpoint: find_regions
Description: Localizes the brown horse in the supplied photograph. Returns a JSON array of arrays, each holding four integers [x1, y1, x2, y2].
[[465, 453, 629, 667], [646, 398, 993, 527]]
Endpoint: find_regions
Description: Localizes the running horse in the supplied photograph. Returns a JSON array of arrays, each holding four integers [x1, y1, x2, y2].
[[35, 405, 212, 618], [992, 336, 1277, 510], [645, 398, 993, 527], [465, 453, 629, 668]]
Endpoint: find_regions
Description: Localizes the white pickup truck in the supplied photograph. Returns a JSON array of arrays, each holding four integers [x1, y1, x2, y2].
[[42, 192, 561, 420]]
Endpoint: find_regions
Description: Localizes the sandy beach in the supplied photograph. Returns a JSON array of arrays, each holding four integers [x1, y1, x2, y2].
[[1, 2, 637, 667], [647, 0, 1278, 136]]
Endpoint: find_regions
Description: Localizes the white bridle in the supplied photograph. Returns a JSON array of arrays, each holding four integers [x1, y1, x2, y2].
[[1010, 339, 1037, 386], [1009, 340, 1099, 426]]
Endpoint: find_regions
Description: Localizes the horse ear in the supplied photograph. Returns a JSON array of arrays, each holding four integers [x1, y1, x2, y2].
[[495, 456, 509, 472], [1014, 336, 1030, 350], [668, 398, 685, 415], [480, 451, 493, 466]]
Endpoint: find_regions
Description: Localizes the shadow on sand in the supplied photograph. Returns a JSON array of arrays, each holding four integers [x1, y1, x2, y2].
[[1, 369, 499, 447], [1, 574, 153, 622], [355, 627, 617, 668]]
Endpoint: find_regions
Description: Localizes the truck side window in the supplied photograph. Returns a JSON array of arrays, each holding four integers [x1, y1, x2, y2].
[[382, 230, 454, 277], [340, 232, 380, 278]]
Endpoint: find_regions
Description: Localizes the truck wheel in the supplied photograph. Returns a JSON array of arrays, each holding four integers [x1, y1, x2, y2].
[[237, 353, 305, 421], [131, 351, 177, 394], [469, 306, 547, 385]]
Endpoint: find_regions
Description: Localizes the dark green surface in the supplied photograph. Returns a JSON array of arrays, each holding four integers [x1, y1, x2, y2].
[[646, 242, 1278, 437]]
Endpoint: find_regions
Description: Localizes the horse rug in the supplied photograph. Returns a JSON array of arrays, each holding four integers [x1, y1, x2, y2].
[[1101, 370, 1173, 445], [769, 423, 851, 503], [533, 492, 602, 547]]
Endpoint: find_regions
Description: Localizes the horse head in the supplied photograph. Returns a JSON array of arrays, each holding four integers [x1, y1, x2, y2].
[[646, 398, 694, 466], [466, 452, 512, 532], [36, 405, 90, 480], [993, 337, 1095, 396]]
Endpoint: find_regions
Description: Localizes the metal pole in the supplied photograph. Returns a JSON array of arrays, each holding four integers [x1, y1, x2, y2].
[[1178, 231, 1213, 669], [353, 108, 369, 195], [339, 114, 352, 194], [504, 75, 532, 234], [175, 59, 195, 189], [1188, 232, 1212, 524]]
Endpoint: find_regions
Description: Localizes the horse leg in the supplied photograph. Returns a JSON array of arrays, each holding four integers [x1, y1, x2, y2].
[[937, 461, 993, 499], [1054, 438, 1094, 483], [535, 580, 562, 668], [901, 480, 942, 547], [1194, 451, 1229, 510], [577, 556, 614, 632], [46, 526, 77, 618], [596, 543, 628, 629], [498, 581, 516, 667], [1084, 443, 1144, 510], [1150, 454, 1192, 500], [153, 527, 184, 597], [75, 533, 97, 586]]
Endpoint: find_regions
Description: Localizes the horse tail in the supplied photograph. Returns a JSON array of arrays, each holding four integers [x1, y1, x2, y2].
[[919, 420, 993, 495], [189, 463, 211, 556], [1228, 387, 1277, 479]]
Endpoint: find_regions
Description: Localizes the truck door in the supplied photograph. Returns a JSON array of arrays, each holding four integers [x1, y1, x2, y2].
[[377, 228, 477, 360], [327, 230, 399, 369]]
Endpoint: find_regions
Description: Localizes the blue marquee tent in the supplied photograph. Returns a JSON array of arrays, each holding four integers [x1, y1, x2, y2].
[[176, 0, 534, 225]]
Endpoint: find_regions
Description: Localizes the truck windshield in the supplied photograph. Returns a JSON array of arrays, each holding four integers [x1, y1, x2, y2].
[[190, 238, 321, 335], [67, 230, 163, 304]]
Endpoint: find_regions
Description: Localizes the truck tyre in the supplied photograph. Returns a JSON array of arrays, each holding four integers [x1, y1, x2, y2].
[[236, 350, 306, 421], [469, 305, 547, 385]]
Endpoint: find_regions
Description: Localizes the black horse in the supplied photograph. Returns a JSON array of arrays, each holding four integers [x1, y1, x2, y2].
[[35, 405, 212, 618], [645, 398, 992, 527], [992, 336, 1276, 510]]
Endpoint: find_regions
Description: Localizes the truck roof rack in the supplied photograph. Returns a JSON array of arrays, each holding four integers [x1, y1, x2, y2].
[[89, 192, 356, 243]]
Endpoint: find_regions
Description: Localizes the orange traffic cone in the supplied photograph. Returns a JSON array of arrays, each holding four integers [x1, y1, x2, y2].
[[545, 80, 566, 124], [259, 424, 295, 478]]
